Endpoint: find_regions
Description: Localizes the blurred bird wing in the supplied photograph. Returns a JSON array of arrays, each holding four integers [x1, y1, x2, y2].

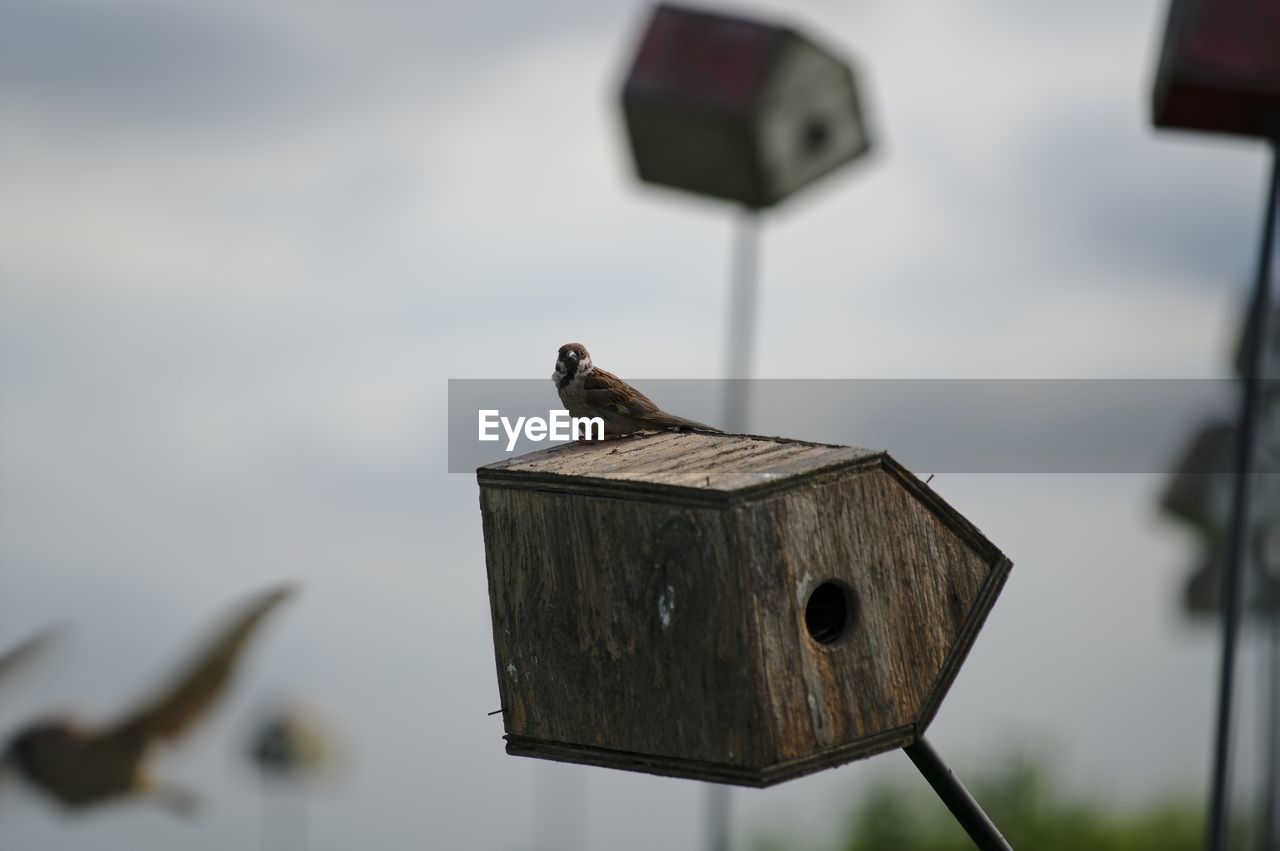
[[583, 369, 663, 419], [101, 584, 294, 747], [0, 626, 60, 689]]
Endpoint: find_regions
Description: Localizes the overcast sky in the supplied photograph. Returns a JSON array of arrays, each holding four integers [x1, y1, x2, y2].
[[0, 1, 1274, 849]]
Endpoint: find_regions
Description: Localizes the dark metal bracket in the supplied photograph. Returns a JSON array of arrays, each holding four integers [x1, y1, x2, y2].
[[904, 736, 1014, 851]]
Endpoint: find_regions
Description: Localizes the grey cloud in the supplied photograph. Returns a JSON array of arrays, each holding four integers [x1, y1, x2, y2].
[[0, 1, 351, 133], [0, 0, 635, 139], [1014, 95, 1267, 290]]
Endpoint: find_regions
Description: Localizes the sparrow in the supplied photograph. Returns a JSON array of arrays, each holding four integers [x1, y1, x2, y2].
[[552, 343, 721, 437], [2, 583, 294, 815]]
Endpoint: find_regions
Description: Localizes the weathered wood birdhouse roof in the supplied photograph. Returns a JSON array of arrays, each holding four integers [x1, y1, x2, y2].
[[479, 432, 880, 502], [478, 433, 1010, 786]]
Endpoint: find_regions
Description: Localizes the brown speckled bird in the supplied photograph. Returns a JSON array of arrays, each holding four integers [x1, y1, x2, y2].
[[2, 584, 294, 814], [552, 343, 721, 437]]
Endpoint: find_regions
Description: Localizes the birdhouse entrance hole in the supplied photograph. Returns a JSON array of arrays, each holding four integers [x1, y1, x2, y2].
[[802, 117, 830, 154], [805, 581, 854, 645]]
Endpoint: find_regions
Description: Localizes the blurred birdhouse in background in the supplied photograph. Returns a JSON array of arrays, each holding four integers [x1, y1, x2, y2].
[[247, 704, 336, 783], [478, 433, 1010, 786], [621, 3, 871, 208], [1153, 0, 1280, 137]]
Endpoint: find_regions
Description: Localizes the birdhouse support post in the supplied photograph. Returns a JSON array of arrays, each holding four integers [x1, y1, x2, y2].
[[1152, 0, 1280, 843], [721, 208, 760, 433], [1204, 138, 1279, 851], [904, 737, 1014, 851]]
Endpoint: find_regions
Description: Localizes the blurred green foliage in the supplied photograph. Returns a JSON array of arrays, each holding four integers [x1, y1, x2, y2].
[[754, 752, 1255, 851]]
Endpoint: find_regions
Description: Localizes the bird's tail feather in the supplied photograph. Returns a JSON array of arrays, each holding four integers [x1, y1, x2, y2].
[[652, 413, 722, 433]]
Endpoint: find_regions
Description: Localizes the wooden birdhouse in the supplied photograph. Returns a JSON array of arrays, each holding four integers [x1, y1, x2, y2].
[[621, 3, 871, 208], [1153, 0, 1280, 138], [478, 433, 1011, 786]]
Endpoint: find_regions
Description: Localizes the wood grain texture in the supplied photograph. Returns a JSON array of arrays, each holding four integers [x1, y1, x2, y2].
[[482, 488, 759, 767], [739, 467, 1001, 767], [479, 432, 878, 504], [478, 432, 1011, 786]]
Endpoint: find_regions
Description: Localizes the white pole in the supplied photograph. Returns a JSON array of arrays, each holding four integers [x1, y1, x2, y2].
[[722, 208, 761, 432]]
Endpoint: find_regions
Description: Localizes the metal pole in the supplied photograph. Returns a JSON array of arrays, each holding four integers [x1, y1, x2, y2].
[[722, 208, 761, 432], [903, 737, 1013, 851], [1207, 141, 1279, 851], [706, 207, 761, 851], [1265, 603, 1280, 851], [260, 779, 308, 851], [705, 784, 731, 851], [534, 762, 585, 851]]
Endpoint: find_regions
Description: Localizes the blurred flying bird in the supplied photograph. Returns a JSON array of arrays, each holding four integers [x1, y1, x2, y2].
[[0, 627, 60, 692], [2, 584, 294, 815], [552, 343, 721, 436]]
